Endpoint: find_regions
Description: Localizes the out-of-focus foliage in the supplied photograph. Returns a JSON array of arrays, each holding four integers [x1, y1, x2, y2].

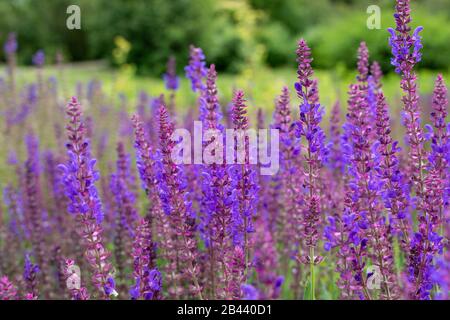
[[86, 0, 218, 75], [0, 0, 92, 63], [305, 6, 450, 73], [1, 0, 450, 74], [251, 0, 333, 35]]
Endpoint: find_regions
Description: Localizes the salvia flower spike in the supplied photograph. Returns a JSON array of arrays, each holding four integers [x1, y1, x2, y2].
[[59, 97, 116, 299]]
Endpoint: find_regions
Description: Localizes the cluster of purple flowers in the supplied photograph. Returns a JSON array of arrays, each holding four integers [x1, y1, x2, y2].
[[0, 0, 448, 301]]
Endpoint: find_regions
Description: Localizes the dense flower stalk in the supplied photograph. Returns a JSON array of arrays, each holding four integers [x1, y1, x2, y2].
[[408, 170, 444, 299], [272, 87, 302, 283], [388, 0, 426, 203], [388, 0, 445, 300], [23, 134, 50, 293], [407, 76, 448, 300], [346, 83, 397, 299], [328, 100, 344, 173], [158, 104, 203, 299], [164, 56, 179, 91], [132, 115, 178, 298], [110, 142, 138, 282], [199, 65, 222, 245], [131, 116, 162, 217], [0, 276, 18, 300], [202, 65, 223, 131], [374, 92, 411, 249], [130, 218, 161, 300], [52, 246, 67, 297], [225, 246, 245, 299], [43, 151, 67, 236], [23, 253, 40, 297], [294, 39, 328, 299], [370, 62, 383, 91], [3, 184, 24, 246], [59, 97, 116, 298], [164, 55, 179, 113], [325, 186, 368, 299], [434, 215, 449, 299], [267, 87, 290, 237], [4, 32, 18, 56], [32, 50, 45, 67], [256, 108, 271, 231], [427, 75, 449, 206], [388, 1, 423, 74], [110, 189, 129, 287], [295, 40, 327, 249], [185, 46, 207, 93], [253, 224, 284, 299], [230, 90, 258, 279], [199, 64, 234, 299], [357, 42, 369, 86], [273, 87, 291, 135]]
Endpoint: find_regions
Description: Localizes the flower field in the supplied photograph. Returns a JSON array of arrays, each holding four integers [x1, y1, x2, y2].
[[0, 0, 448, 300]]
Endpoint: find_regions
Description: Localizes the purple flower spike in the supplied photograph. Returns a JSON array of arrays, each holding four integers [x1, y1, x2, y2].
[[388, 0, 423, 74], [164, 56, 179, 91], [370, 61, 383, 91], [428, 75, 448, 180], [23, 253, 40, 298], [408, 170, 444, 299], [225, 246, 246, 299], [407, 75, 448, 300], [158, 103, 203, 299], [0, 276, 18, 300], [328, 101, 344, 173], [295, 39, 327, 251], [110, 142, 139, 282], [345, 84, 398, 299], [375, 92, 411, 250], [59, 97, 116, 299], [185, 45, 207, 93], [32, 50, 45, 67], [4, 33, 17, 55], [130, 219, 160, 300], [390, 0, 426, 201], [230, 91, 258, 265], [357, 42, 369, 84], [198, 64, 234, 299]]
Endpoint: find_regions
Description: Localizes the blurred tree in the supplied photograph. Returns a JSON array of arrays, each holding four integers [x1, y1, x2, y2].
[[85, 0, 217, 75], [0, 0, 91, 63], [1, 0, 449, 73], [306, 7, 450, 72], [250, 0, 333, 35]]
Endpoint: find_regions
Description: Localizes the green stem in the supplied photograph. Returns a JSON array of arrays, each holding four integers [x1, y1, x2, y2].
[[310, 247, 315, 300]]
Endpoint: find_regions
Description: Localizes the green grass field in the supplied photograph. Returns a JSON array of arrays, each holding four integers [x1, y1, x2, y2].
[[2, 61, 447, 119]]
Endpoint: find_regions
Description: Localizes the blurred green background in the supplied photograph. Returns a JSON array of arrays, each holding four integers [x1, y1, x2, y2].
[[1, 0, 449, 114], [1, 0, 450, 75]]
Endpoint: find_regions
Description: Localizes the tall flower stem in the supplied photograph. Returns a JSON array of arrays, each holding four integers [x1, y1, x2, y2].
[[59, 97, 116, 299], [295, 39, 327, 300], [158, 104, 203, 300], [309, 247, 315, 300]]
